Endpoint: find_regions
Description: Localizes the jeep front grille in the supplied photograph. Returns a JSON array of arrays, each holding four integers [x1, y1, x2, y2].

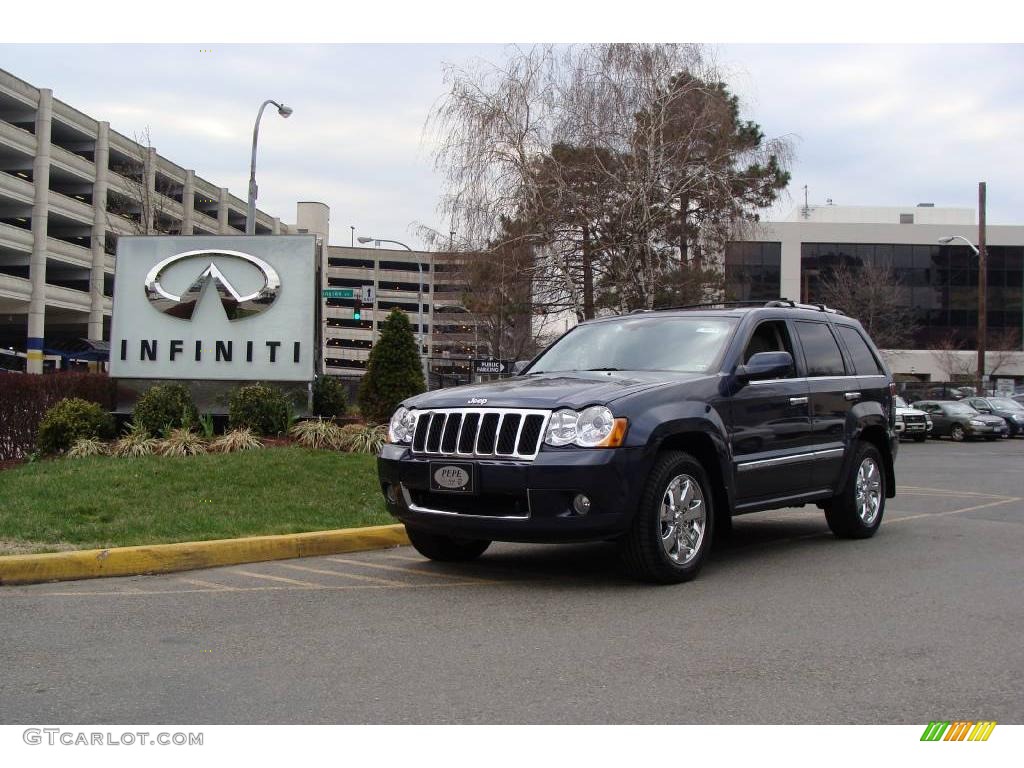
[[411, 408, 550, 460]]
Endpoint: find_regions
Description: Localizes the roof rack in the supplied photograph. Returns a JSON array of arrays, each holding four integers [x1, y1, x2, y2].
[[764, 299, 843, 314], [647, 300, 770, 312], [627, 299, 844, 315]]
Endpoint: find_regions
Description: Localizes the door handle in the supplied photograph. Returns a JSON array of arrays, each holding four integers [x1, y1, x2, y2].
[[789, 396, 809, 406], [844, 391, 862, 401]]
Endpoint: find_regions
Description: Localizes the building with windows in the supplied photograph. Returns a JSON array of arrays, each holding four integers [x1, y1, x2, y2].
[[724, 204, 1024, 380], [0, 68, 293, 372], [322, 243, 485, 380]]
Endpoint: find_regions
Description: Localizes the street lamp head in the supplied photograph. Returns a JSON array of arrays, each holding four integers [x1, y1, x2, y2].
[[937, 236, 955, 245], [277, 104, 293, 118], [357, 236, 376, 245]]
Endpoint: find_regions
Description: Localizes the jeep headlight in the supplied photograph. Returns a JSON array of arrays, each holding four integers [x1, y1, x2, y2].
[[388, 407, 416, 444], [544, 406, 628, 448]]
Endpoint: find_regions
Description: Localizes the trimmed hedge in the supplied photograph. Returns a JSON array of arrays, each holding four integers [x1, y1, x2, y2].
[[132, 383, 199, 436], [0, 372, 115, 460], [37, 397, 116, 454], [228, 385, 290, 436]]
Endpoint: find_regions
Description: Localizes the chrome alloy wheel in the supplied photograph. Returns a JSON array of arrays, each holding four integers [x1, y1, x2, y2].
[[660, 474, 706, 564], [854, 457, 882, 525]]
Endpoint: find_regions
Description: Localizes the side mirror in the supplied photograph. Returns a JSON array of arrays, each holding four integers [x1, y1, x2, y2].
[[736, 351, 794, 382], [512, 360, 529, 375]]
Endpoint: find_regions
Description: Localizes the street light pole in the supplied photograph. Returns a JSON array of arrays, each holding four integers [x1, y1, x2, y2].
[[938, 230, 984, 393], [358, 236, 428, 389], [246, 99, 292, 235]]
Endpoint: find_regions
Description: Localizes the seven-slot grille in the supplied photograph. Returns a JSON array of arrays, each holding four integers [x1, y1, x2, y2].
[[411, 408, 550, 460]]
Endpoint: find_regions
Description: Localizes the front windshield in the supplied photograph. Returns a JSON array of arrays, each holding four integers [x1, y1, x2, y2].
[[944, 403, 979, 415], [528, 316, 737, 374], [988, 398, 1024, 411]]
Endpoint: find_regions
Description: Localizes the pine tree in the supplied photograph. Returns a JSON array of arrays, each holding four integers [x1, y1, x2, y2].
[[358, 308, 425, 424]]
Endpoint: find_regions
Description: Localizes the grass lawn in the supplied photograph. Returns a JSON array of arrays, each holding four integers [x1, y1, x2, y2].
[[0, 447, 392, 555]]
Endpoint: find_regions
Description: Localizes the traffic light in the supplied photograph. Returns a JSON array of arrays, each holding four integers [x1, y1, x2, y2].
[[353, 297, 362, 321]]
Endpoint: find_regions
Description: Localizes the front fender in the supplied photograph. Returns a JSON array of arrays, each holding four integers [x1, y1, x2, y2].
[[628, 401, 735, 516]]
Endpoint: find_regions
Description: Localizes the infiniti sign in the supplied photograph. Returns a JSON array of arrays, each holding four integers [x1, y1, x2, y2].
[[144, 249, 281, 320], [110, 235, 316, 382]]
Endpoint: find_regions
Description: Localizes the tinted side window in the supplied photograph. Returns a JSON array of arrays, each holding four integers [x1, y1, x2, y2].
[[795, 322, 846, 377], [836, 325, 883, 375], [742, 320, 796, 377]]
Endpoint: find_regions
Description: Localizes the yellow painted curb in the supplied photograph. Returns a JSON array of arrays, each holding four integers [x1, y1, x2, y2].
[[0, 524, 410, 586]]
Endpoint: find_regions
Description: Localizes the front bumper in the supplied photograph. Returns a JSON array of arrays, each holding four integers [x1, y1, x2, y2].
[[965, 422, 1008, 436], [377, 443, 649, 543], [896, 419, 932, 437]]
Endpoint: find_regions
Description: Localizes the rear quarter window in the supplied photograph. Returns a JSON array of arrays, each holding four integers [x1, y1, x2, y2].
[[836, 325, 884, 376], [794, 321, 846, 377]]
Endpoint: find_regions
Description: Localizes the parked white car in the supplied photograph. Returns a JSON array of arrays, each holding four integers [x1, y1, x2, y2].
[[895, 396, 932, 442]]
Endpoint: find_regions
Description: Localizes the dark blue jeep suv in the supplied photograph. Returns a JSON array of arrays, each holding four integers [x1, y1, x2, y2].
[[378, 302, 898, 583]]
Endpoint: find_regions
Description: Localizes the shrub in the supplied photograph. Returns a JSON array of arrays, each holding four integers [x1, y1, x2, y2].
[[112, 422, 160, 458], [198, 413, 216, 439], [210, 428, 263, 454], [358, 308, 425, 424], [37, 397, 116, 454], [290, 418, 346, 450], [132, 383, 199, 437], [339, 423, 387, 454], [68, 437, 109, 458], [228, 385, 290, 436], [313, 375, 348, 418], [158, 428, 207, 457], [0, 372, 115, 460]]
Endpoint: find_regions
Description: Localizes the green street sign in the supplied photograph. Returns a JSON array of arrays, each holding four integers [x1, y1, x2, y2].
[[322, 288, 354, 299]]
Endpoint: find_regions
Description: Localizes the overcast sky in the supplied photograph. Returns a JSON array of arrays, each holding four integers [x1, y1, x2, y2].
[[2, 44, 1022, 247]]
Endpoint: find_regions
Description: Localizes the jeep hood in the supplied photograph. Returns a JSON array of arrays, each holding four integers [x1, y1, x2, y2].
[[403, 370, 701, 410]]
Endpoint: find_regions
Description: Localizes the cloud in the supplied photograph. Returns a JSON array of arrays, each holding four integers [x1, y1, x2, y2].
[[3, 42, 1023, 236]]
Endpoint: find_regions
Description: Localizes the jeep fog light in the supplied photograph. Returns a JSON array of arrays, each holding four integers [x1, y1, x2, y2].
[[573, 494, 591, 515]]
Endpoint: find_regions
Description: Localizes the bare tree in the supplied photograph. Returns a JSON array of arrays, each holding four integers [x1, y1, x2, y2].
[[931, 332, 976, 381], [106, 127, 177, 235], [986, 328, 1023, 376], [815, 263, 918, 349], [427, 44, 793, 317]]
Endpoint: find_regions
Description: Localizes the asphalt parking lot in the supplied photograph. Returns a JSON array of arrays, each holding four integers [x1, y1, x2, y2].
[[1, 438, 1022, 724]]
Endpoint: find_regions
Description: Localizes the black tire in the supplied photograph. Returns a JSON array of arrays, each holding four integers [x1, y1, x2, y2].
[[619, 451, 715, 584], [404, 525, 491, 562], [913, 434, 927, 443], [950, 424, 965, 442], [823, 442, 886, 539], [985, 435, 998, 441]]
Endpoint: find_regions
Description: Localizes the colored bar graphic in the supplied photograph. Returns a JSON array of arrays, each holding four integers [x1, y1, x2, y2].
[[921, 721, 950, 741], [921, 720, 996, 742], [968, 721, 997, 741], [944, 721, 973, 741]]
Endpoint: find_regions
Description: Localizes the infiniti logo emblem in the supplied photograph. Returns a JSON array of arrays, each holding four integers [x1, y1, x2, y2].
[[144, 249, 281, 321]]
